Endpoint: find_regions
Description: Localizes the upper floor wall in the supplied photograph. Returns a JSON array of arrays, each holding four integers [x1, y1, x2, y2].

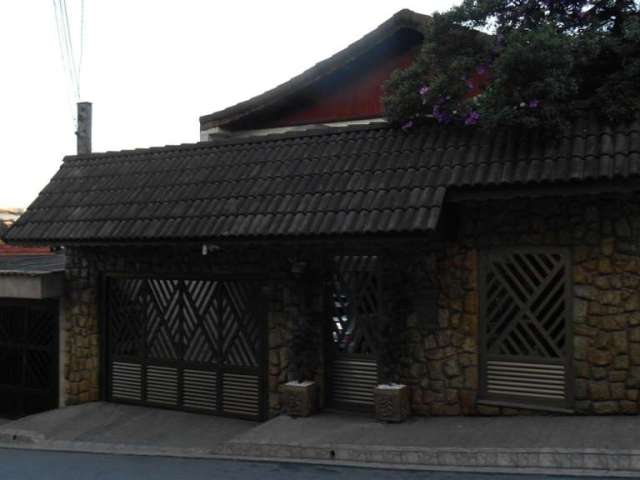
[[199, 10, 427, 138]]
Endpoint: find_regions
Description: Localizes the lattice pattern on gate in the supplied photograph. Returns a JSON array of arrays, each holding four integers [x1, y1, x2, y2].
[[329, 256, 381, 411], [330, 256, 381, 356], [107, 277, 265, 420], [480, 249, 572, 408]]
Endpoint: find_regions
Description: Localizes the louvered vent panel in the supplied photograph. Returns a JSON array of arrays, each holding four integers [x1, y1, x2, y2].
[[222, 373, 259, 417], [111, 362, 142, 401], [183, 369, 217, 412], [146, 366, 178, 406], [487, 361, 566, 400], [332, 358, 377, 405]]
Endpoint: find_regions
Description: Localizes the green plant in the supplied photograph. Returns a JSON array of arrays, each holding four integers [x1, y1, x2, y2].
[[289, 316, 320, 382], [377, 269, 411, 385], [383, 0, 640, 130]]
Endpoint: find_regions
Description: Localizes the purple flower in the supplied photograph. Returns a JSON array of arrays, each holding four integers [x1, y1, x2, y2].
[[419, 85, 430, 96], [465, 111, 480, 126], [401, 120, 414, 131], [476, 64, 488, 76], [528, 99, 540, 108], [433, 105, 452, 124]]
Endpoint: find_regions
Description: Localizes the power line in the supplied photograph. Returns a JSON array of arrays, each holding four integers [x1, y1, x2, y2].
[[52, 0, 85, 126], [79, 0, 85, 98], [52, 0, 75, 125], [61, 0, 79, 97]]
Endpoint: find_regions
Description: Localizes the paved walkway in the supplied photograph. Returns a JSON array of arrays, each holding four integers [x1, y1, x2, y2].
[[1, 403, 640, 477]]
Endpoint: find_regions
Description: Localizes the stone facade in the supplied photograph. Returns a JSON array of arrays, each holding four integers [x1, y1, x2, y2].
[[62, 194, 640, 416], [64, 251, 101, 405], [400, 195, 640, 415]]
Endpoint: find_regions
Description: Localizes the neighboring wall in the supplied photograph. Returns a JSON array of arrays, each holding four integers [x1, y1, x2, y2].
[[402, 195, 640, 415], [63, 245, 324, 416]]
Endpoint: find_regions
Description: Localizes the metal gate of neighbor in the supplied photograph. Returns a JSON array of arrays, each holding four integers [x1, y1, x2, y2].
[[105, 276, 267, 420], [328, 256, 380, 411], [480, 248, 573, 410], [0, 299, 58, 418]]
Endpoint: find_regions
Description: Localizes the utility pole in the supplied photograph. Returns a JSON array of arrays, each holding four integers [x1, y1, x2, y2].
[[76, 102, 92, 154]]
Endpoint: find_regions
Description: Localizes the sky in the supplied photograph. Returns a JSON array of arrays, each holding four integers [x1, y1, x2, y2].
[[0, 1, 460, 209]]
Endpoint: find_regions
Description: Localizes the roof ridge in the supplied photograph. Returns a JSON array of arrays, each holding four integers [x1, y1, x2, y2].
[[65, 121, 396, 162], [62, 110, 640, 163]]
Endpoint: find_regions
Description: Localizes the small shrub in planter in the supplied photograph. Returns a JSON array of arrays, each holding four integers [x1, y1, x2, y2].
[[285, 315, 320, 417], [374, 290, 411, 422], [374, 383, 411, 423], [283, 380, 318, 417]]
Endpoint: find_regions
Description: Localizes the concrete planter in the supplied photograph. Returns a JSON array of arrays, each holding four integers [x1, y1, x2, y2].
[[374, 384, 410, 423], [283, 381, 318, 417]]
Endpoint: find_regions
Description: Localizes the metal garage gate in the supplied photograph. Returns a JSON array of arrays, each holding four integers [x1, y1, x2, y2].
[[105, 277, 267, 420], [0, 299, 58, 418]]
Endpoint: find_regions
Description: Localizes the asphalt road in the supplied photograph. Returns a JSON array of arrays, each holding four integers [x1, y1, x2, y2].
[[0, 448, 606, 480]]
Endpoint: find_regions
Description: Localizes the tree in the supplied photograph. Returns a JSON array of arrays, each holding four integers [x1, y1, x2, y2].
[[383, 0, 640, 130]]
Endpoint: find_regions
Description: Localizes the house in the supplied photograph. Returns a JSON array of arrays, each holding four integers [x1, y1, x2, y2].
[[0, 208, 23, 225], [0, 242, 64, 418], [0, 208, 23, 239], [5, 9, 640, 420], [0, 209, 64, 419]]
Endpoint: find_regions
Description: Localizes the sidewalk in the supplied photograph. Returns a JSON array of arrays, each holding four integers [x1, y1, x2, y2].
[[1, 403, 640, 477], [0, 402, 255, 448]]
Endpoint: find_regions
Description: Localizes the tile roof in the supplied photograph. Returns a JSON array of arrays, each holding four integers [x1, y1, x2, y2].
[[0, 254, 65, 276], [5, 114, 640, 244], [199, 9, 428, 130]]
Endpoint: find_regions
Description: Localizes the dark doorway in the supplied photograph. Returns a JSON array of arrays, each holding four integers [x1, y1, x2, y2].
[[0, 299, 59, 418], [327, 256, 381, 412]]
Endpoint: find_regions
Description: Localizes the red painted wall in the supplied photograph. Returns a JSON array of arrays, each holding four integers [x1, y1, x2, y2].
[[0, 244, 52, 256], [269, 48, 418, 127]]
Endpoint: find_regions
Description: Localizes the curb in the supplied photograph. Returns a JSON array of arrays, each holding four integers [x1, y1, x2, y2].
[[220, 442, 640, 474], [0, 429, 45, 444], [2, 430, 640, 477]]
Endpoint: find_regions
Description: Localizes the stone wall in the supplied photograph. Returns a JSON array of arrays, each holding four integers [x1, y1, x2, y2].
[[64, 251, 100, 404], [401, 195, 640, 415], [63, 244, 318, 417], [399, 246, 481, 416]]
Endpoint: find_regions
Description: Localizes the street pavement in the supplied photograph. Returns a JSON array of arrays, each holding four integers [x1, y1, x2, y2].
[[0, 448, 608, 480]]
